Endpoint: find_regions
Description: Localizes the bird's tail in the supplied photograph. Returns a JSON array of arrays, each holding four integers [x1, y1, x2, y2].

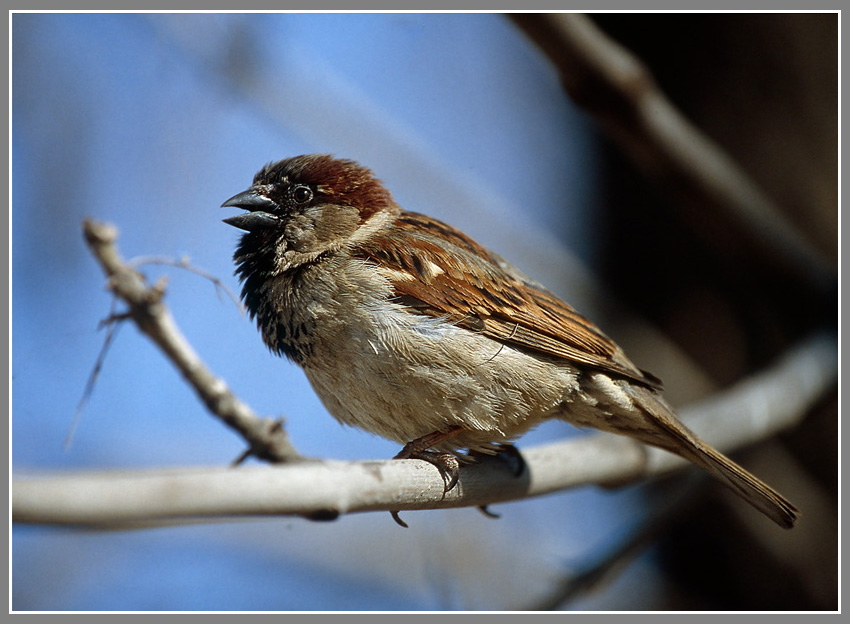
[[629, 386, 799, 530]]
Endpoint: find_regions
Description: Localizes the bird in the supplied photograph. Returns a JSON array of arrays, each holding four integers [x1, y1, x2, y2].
[[222, 153, 799, 529]]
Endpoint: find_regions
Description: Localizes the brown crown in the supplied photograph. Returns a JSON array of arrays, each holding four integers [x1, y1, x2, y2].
[[257, 154, 395, 222]]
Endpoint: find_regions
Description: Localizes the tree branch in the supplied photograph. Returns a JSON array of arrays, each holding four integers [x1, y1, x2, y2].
[[82, 219, 301, 464], [509, 13, 835, 297], [13, 331, 835, 528]]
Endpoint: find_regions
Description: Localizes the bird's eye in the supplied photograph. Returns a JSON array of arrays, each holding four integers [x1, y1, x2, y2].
[[292, 185, 313, 205]]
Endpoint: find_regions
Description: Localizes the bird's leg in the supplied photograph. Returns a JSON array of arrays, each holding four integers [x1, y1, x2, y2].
[[393, 426, 465, 491], [390, 426, 465, 527]]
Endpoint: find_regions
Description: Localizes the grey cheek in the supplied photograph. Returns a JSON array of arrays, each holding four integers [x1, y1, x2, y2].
[[284, 215, 317, 251]]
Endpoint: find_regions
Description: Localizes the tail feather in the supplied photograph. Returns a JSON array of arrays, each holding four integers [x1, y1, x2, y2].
[[692, 442, 799, 529], [628, 386, 800, 530]]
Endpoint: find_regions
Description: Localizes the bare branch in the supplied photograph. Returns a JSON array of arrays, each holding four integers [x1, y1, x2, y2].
[[81, 219, 301, 464], [13, 331, 835, 528], [509, 14, 835, 296]]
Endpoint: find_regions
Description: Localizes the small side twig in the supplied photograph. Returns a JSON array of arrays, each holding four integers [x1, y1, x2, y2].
[[81, 218, 301, 464], [65, 297, 124, 449], [128, 255, 244, 312]]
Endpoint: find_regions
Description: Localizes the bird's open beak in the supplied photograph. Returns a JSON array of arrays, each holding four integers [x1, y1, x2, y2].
[[221, 188, 280, 231]]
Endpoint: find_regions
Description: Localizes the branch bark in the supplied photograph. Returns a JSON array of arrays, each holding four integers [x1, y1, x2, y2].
[[13, 331, 835, 528]]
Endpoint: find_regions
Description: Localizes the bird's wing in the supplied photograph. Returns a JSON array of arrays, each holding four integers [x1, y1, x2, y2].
[[356, 211, 661, 389]]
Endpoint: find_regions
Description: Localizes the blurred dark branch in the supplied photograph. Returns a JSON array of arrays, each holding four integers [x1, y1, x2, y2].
[[82, 218, 302, 464], [510, 13, 835, 297], [523, 474, 704, 610]]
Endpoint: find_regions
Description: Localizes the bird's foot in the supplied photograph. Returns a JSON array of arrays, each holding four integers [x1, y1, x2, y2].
[[390, 427, 465, 527]]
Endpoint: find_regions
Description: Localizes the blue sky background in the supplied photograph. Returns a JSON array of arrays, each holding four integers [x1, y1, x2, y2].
[[12, 13, 665, 611]]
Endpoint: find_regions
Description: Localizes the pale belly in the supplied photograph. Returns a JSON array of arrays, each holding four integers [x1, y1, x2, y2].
[[302, 310, 582, 453]]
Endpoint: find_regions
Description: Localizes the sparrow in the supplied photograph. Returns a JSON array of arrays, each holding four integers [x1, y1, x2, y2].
[[222, 154, 799, 529]]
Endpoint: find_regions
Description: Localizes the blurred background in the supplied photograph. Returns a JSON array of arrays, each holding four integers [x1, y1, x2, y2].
[[11, 13, 837, 610]]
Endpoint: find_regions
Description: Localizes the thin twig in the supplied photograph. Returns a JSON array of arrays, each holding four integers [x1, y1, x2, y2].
[[81, 219, 301, 464], [64, 297, 123, 449], [509, 13, 835, 297], [128, 255, 244, 312]]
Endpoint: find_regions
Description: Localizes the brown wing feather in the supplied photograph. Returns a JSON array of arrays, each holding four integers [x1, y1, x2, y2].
[[356, 212, 661, 389]]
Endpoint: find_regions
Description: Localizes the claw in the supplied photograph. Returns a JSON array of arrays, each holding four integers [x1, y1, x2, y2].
[[393, 427, 465, 493], [434, 452, 461, 492], [388, 427, 466, 527], [391, 510, 409, 528], [478, 505, 501, 519], [393, 449, 461, 492]]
